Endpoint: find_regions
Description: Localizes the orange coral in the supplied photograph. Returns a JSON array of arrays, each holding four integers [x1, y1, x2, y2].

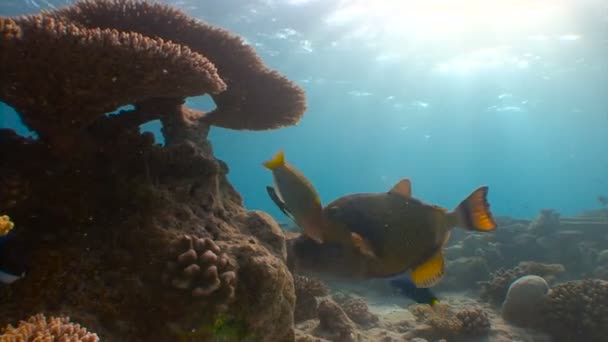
[[0, 313, 99, 341]]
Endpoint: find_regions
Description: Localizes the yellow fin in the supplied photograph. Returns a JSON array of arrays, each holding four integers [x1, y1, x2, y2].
[[389, 179, 412, 198], [350, 232, 377, 258], [263, 150, 285, 170], [411, 250, 445, 288]]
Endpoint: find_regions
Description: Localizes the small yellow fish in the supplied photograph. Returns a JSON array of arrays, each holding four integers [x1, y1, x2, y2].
[[0, 215, 14, 236], [263, 150, 324, 243], [321, 179, 497, 287]]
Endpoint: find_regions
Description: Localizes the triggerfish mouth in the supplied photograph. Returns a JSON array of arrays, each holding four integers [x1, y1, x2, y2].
[[321, 179, 497, 287], [263, 150, 325, 243]]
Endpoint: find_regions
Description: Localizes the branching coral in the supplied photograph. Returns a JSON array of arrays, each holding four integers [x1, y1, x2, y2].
[[52, 0, 307, 131], [479, 261, 565, 304], [456, 307, 491, 336], [540, 279, 608, 342], [0, 313, 99, 341], [163, 235, 237, 304], [0, 215, 14, 236]]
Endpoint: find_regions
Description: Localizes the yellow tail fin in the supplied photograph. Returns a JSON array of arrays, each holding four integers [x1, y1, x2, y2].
[[263, 150, 285, 170], [452, 186, 497, 232]]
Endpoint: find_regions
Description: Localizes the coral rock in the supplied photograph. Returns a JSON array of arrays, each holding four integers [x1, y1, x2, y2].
[[331, 293, 378, 328], [294, 275, 329, 323], [316, 299, 357, 342]]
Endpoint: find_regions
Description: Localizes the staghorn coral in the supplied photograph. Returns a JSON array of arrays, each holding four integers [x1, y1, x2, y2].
[[0, 215, 14, 236], [540, 279, 608, 342], [163, 235, 237, 305], [53, 0, 307, 131], [294, 275, 329, 323], [479, 261, 565, 304], [456, 307, 491, 336], [0, 313, 99, 341], [0, 14, 224, 148]]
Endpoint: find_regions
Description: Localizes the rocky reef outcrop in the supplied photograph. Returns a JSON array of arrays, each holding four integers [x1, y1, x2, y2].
[[0, 0, 306, 340]]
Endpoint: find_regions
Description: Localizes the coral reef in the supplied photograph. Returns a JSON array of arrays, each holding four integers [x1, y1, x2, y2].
[[479, 261, 565, 305], [0, 0, 306, 340], [0, 313, 99, 341], [539, 279, 608, 342]]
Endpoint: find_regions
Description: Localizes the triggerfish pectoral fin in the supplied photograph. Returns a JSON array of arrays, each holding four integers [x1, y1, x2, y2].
[[266, 186, 296, 222], [410, 250, 445, 288], [451, 186, 497, 232], [350, 232, 377, 258]]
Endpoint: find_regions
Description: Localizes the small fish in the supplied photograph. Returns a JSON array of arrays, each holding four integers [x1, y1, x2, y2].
[[263, 150, 325, 243], [389, 274, 439, 306], [322, 179, 497, 287], [0, 232, 26, 284]]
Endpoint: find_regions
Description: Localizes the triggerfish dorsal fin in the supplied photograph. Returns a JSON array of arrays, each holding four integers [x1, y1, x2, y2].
[[389, 179, 412, 198], [410, 250, 445, 288], [451, 186, 497, 232], [266, 186, 296, 222], [263, 150, 285, 170]]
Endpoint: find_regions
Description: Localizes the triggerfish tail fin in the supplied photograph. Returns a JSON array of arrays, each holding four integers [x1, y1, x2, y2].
[[450, 186, 497, 232], [410, 250, 445, 288], [263, 150, 285, 170]]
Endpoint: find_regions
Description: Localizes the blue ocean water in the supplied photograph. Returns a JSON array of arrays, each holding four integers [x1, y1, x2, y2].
[[1, 0, 607, 224]]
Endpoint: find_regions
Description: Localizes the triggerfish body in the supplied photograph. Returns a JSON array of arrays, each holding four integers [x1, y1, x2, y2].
[[263, 150, 325, 243], [389, 274, 439, 306], [322, 179, 497, 287]]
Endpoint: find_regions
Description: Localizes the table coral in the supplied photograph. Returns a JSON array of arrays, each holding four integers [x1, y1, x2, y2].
[[53, 0, 307, 131], [0, 313, 99, 341], [540, 279, 608, 342]]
